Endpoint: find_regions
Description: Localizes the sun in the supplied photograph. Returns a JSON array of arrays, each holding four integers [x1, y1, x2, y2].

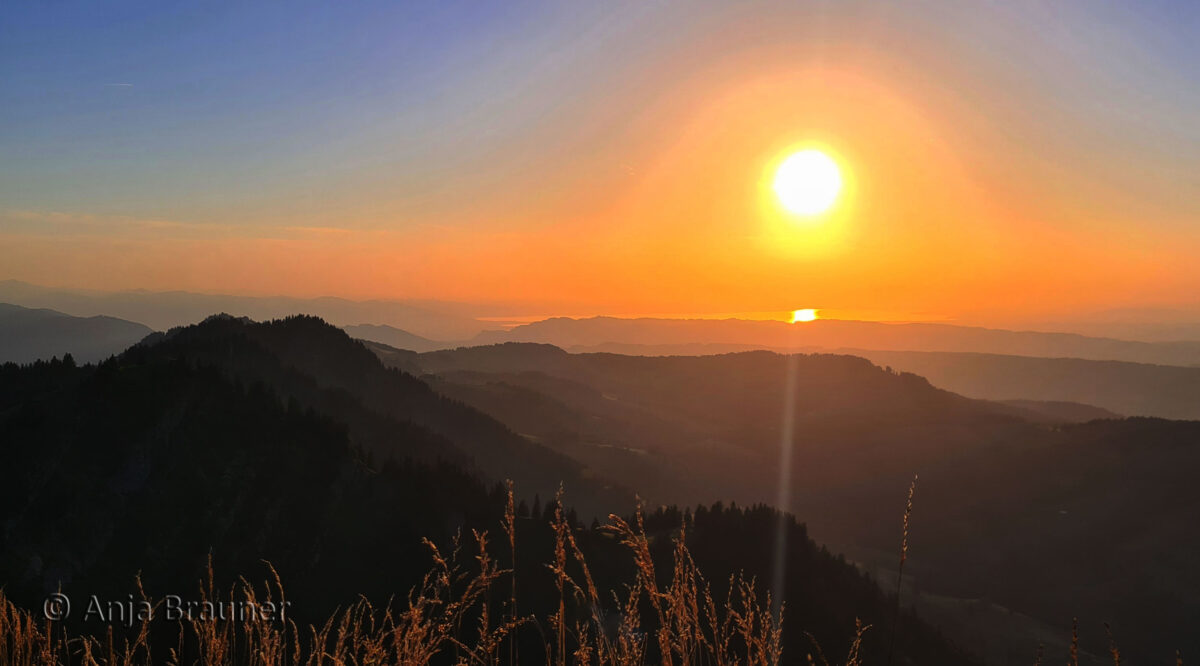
[[791, 308, 818, 323], [773, 149, 842, 215]]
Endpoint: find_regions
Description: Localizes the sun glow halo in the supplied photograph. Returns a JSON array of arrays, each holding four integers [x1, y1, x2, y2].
[[773, 149, 842, 215]]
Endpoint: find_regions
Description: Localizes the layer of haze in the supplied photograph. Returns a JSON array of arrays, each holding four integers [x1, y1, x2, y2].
[[2, 0, 1198, 328]]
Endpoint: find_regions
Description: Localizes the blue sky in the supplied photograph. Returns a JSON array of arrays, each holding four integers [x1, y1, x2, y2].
[[3, 0, 1196, 225]]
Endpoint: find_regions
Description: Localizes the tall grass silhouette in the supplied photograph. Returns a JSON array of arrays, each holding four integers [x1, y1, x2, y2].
[[0, 483, 1145, 665], [1, 485, 798, 666]]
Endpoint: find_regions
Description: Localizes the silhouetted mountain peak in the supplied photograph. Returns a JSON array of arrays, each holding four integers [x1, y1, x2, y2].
[[126, 313, 627, 515]]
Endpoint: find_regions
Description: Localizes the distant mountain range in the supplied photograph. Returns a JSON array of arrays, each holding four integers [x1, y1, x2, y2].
[[341, 323, 446, 352], [0, 303, 152, 363], [848, 349, 1200, 420], [0, 280, 484, 339], [11, 279, 1200, 366], [472, 316, 1200, 366], [6, 293, 1200, 422]]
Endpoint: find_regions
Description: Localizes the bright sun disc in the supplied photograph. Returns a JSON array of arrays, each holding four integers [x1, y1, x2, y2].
[[791, 308, 818, 323], [773, 149, 842, 215]]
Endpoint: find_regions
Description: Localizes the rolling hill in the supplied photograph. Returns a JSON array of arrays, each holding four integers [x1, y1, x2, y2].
[[545, 339, 1200, 420], [848, 348, 1200, 420], [0, 302, 153, 364], [376, 341, 1200, 662]]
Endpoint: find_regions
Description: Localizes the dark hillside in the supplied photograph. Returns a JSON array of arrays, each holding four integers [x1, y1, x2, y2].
[[142, 315, 625, 515], [389, 342, 1200, 662]]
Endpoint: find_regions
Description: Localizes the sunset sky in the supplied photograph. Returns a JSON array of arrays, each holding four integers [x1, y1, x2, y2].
[[2, 0, 1198, 326]]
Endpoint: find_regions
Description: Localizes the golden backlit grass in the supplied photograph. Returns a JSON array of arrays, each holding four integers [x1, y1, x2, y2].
[[0, 485, 804, 666], [0, 482, 1142, 666]]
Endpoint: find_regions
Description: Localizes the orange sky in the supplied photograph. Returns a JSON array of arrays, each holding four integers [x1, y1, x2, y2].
[[3, 2, 1198, 327]]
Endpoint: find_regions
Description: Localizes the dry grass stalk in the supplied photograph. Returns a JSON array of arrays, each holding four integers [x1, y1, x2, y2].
[[1070, 617, 1080, 666], [886, 474, 917, 666], [1104, 623, 1121, 666], [4, 483, 1106, 666]]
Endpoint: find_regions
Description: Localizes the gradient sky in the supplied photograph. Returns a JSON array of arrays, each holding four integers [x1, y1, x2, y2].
[[2, 0, 1198, 325]]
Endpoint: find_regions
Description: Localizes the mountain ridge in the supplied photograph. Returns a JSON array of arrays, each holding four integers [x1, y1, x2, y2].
[[0, 280, 486, 339], [473, 315, 1200, 366], [0, 302, 153, 364]]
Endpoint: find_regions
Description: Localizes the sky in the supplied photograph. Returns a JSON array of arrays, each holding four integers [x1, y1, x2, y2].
[[2, 0, 1198, 326]]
